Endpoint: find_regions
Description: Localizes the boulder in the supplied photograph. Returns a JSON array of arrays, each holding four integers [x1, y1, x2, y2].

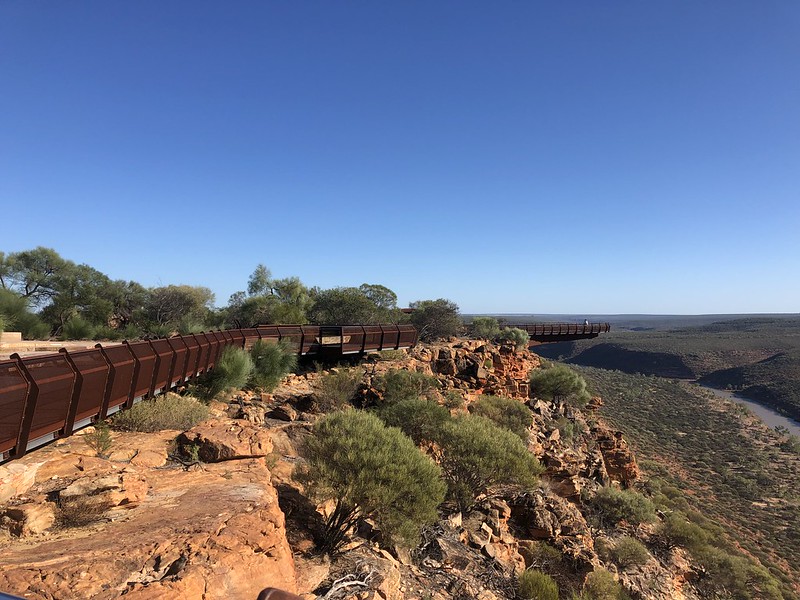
[[0, 461, 40, 503], [1, 501, 56, 536], [178, 419, 273, 462]]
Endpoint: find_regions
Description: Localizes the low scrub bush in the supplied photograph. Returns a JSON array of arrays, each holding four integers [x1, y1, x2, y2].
[[249, 339, 297, 391], [520, 541, 563, 570], [378, 398, 451, 445], [530, 364, 591, 407], [93, 325, 124, 341], [470, 317, 500, 340], [61, 317, 95, 340], [435, 414, 543, 510], [442, 390, 465, 410], [518, 569, 559, 600], [498, 327, 530, 351], [375, 368, 439, 405], [468, 395, 532, 439], [377, 349, 406, 361], [582, 569, 629, 600], [556, 416, 582, 441], [83, 422, 113, 458], [56, 495, 112, 528], [592, 486, 656, 526], [204, 346, 254, 397], [300, 411, 446, 553], [314, 367, 363, 411], [660, 511, 711, 551], [610, 536, 650, 568], [0, 289, 51, 339], [111, 393, 209, 432]]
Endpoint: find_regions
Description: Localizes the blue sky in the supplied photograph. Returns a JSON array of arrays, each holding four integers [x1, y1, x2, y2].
[[1, 2, 798, 314]]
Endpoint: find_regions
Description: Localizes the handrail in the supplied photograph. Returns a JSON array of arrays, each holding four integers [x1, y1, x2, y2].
[[0, 324, 418, 464]]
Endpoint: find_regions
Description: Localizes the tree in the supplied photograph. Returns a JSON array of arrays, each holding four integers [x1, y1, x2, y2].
[[529, 364, 591, 406], [143, 285, 215, 329], [409, 298, 461, 341], [434, 414, 543, 510], [301, 411, 446, 553], [247, 264, 273, 296], [309, 287, 380, 325], [1, 247, 69, 306]]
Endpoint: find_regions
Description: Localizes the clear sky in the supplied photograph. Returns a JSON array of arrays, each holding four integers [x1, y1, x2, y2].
[[1, 2, 798, 314]]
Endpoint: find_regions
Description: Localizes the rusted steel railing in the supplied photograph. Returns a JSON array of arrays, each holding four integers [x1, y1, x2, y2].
[[503, 322, 611, 345], [0, 324, 417, 464]]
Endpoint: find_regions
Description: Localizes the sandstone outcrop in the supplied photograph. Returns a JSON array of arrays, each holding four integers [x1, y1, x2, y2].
[[0, 427, 296, 599]]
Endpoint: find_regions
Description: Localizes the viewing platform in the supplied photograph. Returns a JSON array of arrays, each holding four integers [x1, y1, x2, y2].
[[508, 322, 611, 345]]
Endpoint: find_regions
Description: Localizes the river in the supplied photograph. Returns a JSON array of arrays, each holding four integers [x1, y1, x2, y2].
[[696, 384, 800, 438]]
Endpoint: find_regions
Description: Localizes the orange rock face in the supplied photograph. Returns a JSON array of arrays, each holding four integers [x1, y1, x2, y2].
[[0, 433, 296, 600]]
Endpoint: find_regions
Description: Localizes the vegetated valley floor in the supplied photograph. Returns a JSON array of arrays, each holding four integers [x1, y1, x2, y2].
[[579, 366, 800, 594], [533, 316, 800, 422]]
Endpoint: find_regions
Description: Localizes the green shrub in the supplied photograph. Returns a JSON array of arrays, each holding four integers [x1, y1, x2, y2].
[[378, 398, 451, 445], [556, 417, 581, 441], [610, 536, 650, 568], [592, 486, 656, 526], [470, 317, 500, 340], [300, 411, 446, 553], [660, 511, 711, 551], [583, 569, 629, 600], [530, 364, 591, 406], [0, 312, 6, 335], [0, 290, 50, 339], [92, 325, 124, 341], [377, 349, 406, 361], [61, 317, 95, 340], [518, 569, 559, 600], [468, 395, 532, 439], [498, 327, 530, 351], [376, 368, 439, 405], [314, 367, 363, 411], [111, 393, 209, 432], [83, 421, 113, 458], [249, 339, 297, 391], [205, 346, 254, 397], [442, 390, 465, 410], [520, 541, 563, 570], [435, 415, 543, 510], [177, 318, 205, 335]]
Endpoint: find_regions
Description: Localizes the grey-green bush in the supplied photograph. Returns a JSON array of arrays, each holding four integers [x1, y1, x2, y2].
[[61, 317, 95, 340], [470, 317, 500, 340], [378, 398, 451, 445], [205, 346, 254, 398], [610, 536, 650, 568], [518, 569, 559, 600], [314, 367, 363, 411], [249, 339, 297, 391], [435, 414, 543, 510], [468, 395, 533, 439], [582, 569, 629, 600], [530, 364, 591, 406], [111, 393, 209, 432], [376, 368, 439, 405], [300, 411, 446, 553], [498, 327, 530, 351], [592, 486, 656, 526]]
